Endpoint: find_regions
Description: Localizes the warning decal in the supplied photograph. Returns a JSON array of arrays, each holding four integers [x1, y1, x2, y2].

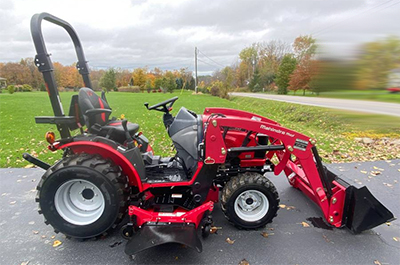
[[294, 139, 308, 151]]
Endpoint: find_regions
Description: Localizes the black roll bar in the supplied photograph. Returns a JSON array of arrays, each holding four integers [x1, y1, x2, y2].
[[30, 12, 93, 138]]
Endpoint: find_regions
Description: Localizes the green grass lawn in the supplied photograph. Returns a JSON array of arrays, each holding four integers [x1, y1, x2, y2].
[[1, 91, 400, 168], [284, 89, 400, 103]]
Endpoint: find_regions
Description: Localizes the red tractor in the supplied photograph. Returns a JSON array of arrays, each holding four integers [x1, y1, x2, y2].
[[24, 13, 394, 255]]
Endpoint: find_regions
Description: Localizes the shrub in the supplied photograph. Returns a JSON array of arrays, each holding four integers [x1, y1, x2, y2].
[[7, 85, 15, 94], [22, 84, 33, 92], [118, 86, 141, 93], [234, 87, 250, 92], [39, 83, 46, 91], [210, 86, 220, 97], [199, 87, 210, 94]]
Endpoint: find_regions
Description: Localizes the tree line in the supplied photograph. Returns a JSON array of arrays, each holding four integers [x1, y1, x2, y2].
[[1, 35, 399, 95], [200, 35, 400, 96]]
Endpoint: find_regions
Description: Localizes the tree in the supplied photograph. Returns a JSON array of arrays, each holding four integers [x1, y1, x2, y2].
[[99, 68, 116, 91], [288, 35, 317, 94], [239, 45, 258, 80], [248, 69, 262, 92], [115, 69, 132, 87], [355, 36, 400, 89], [310, 60, 357, 95], [258, 40, 291, 77], [293, 35, 317, 61], [288, 56, 314, 95], [275, 54, 297, 94], [0, 62, 31, 85], [132, 68, 147, 88], [164, 71, 177, 93]]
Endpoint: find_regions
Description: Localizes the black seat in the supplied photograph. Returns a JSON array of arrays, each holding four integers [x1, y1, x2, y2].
[[78, 87, 139, 143]]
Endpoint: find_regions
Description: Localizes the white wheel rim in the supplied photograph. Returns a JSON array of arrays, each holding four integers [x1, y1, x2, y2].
[[54, 179, 105, 225], [234, 190, 269, 222]]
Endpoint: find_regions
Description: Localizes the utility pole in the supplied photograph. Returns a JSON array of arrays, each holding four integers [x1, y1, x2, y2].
[[195, 47, 198, 93]]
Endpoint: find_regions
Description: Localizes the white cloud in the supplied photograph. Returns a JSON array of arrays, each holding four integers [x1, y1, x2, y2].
[[0, 0, 399, 73]]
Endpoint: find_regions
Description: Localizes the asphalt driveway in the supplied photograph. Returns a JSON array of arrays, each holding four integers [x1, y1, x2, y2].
[[0, 160, 399, 265]]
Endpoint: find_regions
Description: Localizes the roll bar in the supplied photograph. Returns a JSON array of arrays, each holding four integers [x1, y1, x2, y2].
[[30, 12, 93, 138]]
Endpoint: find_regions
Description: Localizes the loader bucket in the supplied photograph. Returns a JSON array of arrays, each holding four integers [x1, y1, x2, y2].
[[342, 185, 395, 234], [324, 166, 395, 234], [125, 224, 202, 255]]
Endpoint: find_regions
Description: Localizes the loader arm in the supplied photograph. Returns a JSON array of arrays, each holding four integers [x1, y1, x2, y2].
[[204, 115, 394, 232]]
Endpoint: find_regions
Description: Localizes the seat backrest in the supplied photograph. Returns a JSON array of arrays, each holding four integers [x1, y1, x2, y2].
[[78, 87, 111, 128]]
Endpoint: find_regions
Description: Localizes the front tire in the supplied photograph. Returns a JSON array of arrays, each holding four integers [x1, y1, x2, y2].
[[221, 172, 279, 229], [36, 154, 128, 239]]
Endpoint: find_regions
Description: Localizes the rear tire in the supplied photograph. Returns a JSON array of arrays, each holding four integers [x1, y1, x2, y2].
[[36, 154, 128, 239], [221, 172, 279, 229]]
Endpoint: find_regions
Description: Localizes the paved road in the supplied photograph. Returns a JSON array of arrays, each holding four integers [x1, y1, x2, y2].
[[1, 160, 399, 265], [232, 93, 400, 117]]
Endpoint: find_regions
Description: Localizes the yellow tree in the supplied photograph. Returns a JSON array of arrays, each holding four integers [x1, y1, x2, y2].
[[132, 68, 147, 88]]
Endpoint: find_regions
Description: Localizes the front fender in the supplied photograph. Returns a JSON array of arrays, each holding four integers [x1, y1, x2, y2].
[[59, 141, 143, 191]]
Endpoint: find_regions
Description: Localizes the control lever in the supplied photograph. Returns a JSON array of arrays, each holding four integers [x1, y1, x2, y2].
[[121, 119, 135, 149]]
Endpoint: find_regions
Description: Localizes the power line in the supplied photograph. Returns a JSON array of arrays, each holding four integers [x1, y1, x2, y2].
[[197, 58, 220, 68], [312, 0, 397, 36], [197, 49, 226, 68]]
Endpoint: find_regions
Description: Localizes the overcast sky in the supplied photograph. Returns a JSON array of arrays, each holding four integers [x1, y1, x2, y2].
[[0, 0, 399, 75]]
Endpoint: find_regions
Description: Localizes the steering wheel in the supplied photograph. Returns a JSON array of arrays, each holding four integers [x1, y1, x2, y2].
[[144, 96, 179, 113]]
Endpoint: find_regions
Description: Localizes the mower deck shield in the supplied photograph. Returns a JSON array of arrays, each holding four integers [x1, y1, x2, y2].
[[125, 223, 202, 255], [342, 184, 395, 234]]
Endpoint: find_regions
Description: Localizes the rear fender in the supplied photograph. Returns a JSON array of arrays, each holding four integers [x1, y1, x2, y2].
[[59, 141, 143, 191]]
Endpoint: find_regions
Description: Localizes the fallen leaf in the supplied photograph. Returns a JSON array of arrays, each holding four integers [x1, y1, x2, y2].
[[28, 221, 35, 225], [17, 179, 22, 183], [52, 240, 62, 247], [51, 235, 55, 239], [279, 204, 286, 208], [24, 164, 34, 168], [210, 226, 222, 234], [360, 170, 367, 174], [371, 171, 381, 176], [286, 206, 296, 210], [301, 221, 310, 228], [374, 260, 382, 265], [261, 232, 269, 238], [33, 230, 39, 234], [386, 222, 391, 226], [10, 201, 16, 205], [238, 259, 250, 265], [393, 237, 399, 242], [20, 261, 30, 265], [322, 234, 331, 243], [226, 237, 235, 244], [41, 235, 46, 239]]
